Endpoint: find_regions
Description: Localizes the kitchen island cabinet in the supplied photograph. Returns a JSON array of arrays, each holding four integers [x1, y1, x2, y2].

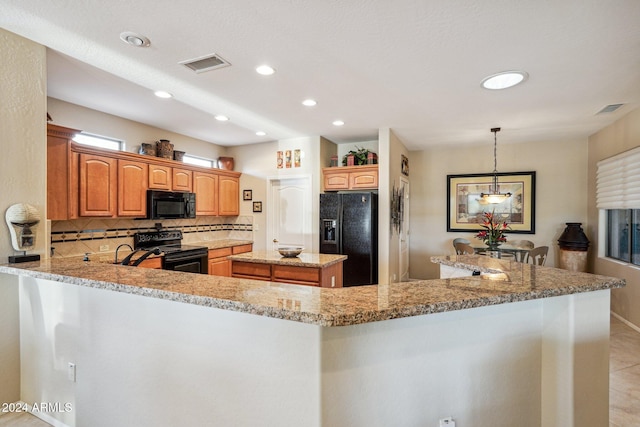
[[1, 256, 623, 427], [229, 251, 346, 287], [208, 243, 253, 276]]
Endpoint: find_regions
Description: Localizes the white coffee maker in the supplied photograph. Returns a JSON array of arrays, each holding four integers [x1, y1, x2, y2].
[[5, 203, 41, 263]]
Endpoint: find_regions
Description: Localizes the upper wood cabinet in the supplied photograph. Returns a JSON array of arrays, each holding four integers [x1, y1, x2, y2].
[[323, 165, 378, 191], [218, 175, 239, 216], [47, 124, 79, 220], [172, 168, 193, 192], [79, 154, 117, 217], [148, 164, 172, 190], [118, 160, 148, 217], [47, 124, 241, 219], [193, 171, 218, 216]]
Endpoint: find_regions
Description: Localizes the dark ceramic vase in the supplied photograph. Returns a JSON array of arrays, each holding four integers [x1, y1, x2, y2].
[[558, 223, 590, 251]]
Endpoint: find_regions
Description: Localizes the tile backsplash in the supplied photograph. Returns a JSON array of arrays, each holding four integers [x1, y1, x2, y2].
[[50, 216, 253, 257]]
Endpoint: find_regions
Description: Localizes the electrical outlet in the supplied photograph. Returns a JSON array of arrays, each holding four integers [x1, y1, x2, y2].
[[68, 362, 76, 382], [439, 417, 455, 427], [99, 244, 109, 252]]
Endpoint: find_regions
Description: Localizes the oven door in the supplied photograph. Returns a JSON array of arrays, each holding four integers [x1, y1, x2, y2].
[[163, 252, 208, 274]]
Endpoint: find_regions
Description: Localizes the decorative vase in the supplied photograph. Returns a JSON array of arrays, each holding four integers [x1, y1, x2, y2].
[[139, 143, 156, 156], [173, 150, 185, 162], [156, 139, 174, 159], [218, 156, 234, 170], [558, 222, 590, 272]]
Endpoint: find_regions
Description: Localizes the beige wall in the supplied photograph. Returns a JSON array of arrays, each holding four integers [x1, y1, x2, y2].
[[410, 137, 588, 279], [0, 29, 47, 405], [588, 107, 640, 327], [47, 97, 228, 160]]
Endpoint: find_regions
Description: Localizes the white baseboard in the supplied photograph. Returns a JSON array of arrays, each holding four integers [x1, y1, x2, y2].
[[20, 401, 72, 427], [611, 311, 640, 334]]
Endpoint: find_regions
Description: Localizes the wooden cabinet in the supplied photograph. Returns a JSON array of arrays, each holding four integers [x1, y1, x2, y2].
[[218, 175, 240, 216], [79, 153, 117, 217], [172, 168, 193, 192], [137, 257, 163, 269], [194, 172, 218, 216], [231, 258, 342, 287], [118, 160, 148, 217], [323, 165, 378, 191], [208, 244, 252, 276], [47, 134, 241, 218], [149, 164, 172, 190], [47, 124, 79, 220]]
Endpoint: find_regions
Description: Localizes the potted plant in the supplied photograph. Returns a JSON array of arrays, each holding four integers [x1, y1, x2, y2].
[[475, 209, 510, 250], [342, 146, 370, 166]]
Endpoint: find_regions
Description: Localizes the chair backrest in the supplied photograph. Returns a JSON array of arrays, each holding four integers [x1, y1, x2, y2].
[[454, 242, 475, 255], [452, 238, 470, 251], [526, 246, 549, 265], [510, 239, 534, 249]]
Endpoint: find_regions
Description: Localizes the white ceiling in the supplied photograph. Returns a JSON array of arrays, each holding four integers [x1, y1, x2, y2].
[[2, 0, 640, 150]]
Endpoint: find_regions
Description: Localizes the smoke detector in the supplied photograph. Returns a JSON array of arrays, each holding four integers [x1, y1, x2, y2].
[[180, 53, 231, 73]]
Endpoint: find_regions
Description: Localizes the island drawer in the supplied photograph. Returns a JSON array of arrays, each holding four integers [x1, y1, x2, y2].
[[232, 261, 271, 280], [272, 265, 320, 285]]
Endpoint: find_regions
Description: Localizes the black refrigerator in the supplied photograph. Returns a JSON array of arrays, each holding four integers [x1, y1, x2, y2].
[[320, 192, 378, 286]]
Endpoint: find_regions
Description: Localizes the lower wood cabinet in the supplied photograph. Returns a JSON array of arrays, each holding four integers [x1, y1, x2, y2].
[[136, 257, 163, 269], [208, 244, 253, 277], [231, 260, 343, 287]]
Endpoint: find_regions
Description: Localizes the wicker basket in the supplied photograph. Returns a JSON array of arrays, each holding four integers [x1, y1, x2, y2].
[[156, 140, 174, 159]]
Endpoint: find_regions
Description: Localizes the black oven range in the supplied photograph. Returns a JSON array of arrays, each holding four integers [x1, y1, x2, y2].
[[133, 230, 208, 274]]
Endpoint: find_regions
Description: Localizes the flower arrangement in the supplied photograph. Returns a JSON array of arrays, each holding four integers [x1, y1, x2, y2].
[[475, 209, 510, 248]]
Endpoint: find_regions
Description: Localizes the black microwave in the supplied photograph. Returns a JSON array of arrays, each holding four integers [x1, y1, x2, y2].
[[146, 190, 196, 219]]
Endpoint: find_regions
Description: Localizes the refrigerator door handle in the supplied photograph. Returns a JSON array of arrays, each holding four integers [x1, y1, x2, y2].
[[338, 202, 343, 254]]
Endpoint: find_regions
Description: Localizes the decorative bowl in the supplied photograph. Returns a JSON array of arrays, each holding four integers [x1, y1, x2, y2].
[[278, 247, 303, 258]]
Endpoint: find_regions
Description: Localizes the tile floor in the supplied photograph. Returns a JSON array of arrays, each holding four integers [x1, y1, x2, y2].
[[1, 314, 638, 427], [610, 314, 640, 426]]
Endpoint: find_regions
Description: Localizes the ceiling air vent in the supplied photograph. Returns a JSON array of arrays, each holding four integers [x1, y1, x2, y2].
[[179, 53, 231, 74], [596, 104, 624, 114]]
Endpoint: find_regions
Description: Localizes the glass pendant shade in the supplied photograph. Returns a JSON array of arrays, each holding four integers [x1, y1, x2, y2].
[[480, 127, 511, 204]]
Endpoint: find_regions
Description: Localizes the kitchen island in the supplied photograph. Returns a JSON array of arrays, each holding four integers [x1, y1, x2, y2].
[[0, 255, 623, 427], [228, 250, 346, 287]]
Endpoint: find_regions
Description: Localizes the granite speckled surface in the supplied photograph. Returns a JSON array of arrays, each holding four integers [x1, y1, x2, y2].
[[0, 254, 624, 327], [228, 251, 347, 267], [191, 239, 253, 250]]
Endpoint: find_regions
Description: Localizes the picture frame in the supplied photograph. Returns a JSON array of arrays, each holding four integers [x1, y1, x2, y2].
[[253, 201, 262, 213], [243, 189, 252, 201], [401, 154, 409, 176], [446, 171, 536, 233]]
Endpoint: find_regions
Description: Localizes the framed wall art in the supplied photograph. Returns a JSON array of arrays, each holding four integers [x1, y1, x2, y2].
[[446, 171, 536, 233], [243, 190, 252, 201], [253, 201, 263, 213]]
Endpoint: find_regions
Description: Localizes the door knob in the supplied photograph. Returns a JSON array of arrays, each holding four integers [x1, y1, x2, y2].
[[273, 239, 278, 243]]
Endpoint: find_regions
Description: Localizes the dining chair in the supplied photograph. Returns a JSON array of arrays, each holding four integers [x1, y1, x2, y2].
[[452, 238, 470, 251], [509, 240, 535, 262], [454, 242, 475, 255], [525, 246, 549, 265]]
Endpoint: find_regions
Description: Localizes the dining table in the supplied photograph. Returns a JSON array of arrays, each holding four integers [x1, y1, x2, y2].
[[470, 242, 533, 261]]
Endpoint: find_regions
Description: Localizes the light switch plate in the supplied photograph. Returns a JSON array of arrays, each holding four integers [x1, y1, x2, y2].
[[439, 417, 455, 427]]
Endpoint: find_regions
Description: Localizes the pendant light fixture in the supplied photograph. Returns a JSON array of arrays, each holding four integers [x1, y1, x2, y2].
[[480, 127, 511, 204]]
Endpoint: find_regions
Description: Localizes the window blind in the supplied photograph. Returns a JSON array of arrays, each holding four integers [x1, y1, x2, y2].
[[596, 146, 640, 209]]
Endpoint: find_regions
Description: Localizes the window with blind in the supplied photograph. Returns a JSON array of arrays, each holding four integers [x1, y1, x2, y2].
[[597, 147, 640, 265]]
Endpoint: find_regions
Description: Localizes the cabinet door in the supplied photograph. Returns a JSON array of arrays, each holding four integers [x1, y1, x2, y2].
[[118, 160, 148, 217], [193, 172, 218, 215], [218, 175, 239, 216], [209, 258, 231, 276], [324, 171, 349, 190], [148, 164, 172, 190], [47, 124, 77, 220], [350, 170, 378, 189], [79, 154, 117, 217], [172, 168, 193, 192]]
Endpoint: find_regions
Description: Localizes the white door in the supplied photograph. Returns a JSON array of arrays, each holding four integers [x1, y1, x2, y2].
[[267, 176, 313, 251], [399, 177, 410, 282]]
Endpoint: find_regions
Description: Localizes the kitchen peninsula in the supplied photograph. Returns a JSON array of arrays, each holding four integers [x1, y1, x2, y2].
[[0, 255, 623, 427]]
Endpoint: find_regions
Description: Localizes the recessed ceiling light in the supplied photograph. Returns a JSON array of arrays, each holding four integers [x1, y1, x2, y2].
[[332, 120, 345, 126], [119, 31, 150, 47], [214, 115, 229, 121], [154, 90, 172, 99], [481, 71, 529, 90], [255, 131, 267, 136], [256, 65, 275, 76], [302, 99, 317, 107]]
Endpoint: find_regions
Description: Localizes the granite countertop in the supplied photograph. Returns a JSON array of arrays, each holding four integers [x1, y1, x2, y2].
[[228, 251, 347, 267], [190, 239, 253, 250], [0, 254, 624, 327]]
